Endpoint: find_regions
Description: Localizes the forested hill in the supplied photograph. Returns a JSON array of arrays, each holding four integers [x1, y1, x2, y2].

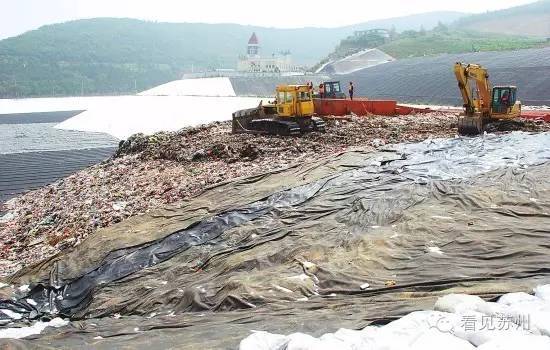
[[0, 13, 464, 98]]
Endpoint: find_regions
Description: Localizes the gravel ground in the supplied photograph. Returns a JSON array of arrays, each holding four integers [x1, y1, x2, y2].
[[1, 113, 548, 277]]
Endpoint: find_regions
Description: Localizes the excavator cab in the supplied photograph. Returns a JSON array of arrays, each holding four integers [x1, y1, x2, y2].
[[314, 81, 346, 99], [322, 81, 346, 99], [491, 86, 517, 114]]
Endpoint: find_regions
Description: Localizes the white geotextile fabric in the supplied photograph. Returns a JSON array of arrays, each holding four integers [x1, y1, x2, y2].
[[240, 284, 550, 350], [0, 96, 116, 115], [138, 77, 236, 97], [55, 95, 264, 139]]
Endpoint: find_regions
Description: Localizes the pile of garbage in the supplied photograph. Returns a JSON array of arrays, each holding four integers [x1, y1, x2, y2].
[[1, 128, 550, 348], [114, 113, 457, 163], [240, 285, 550, 350], [0, 113, 547, 277]]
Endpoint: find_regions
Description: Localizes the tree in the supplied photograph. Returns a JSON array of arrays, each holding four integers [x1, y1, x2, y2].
[[434, 21, 448, 33], [419, 25, 426, 36], [389, 25, 398, 41]]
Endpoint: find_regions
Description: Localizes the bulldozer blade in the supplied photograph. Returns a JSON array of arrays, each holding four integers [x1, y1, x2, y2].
[[232, 106, 264, 134]]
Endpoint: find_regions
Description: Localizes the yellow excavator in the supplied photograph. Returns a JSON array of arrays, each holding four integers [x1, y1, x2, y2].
[[454, 62, 521, 135], [232, 84, 325, 136]]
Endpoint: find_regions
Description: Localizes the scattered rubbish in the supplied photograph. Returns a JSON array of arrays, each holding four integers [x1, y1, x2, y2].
[[0, 213, 15, 224], [299, 260, 318, 275], [360, 283, 370, 290], [0, 309, 22, 320], [0, 115, 549, 348], [427, 246, 444, 255], [273, 285, 293, 294], [2, 113, 494, 277], [112, 201, 127, 211], [0, 317, 68, 339]]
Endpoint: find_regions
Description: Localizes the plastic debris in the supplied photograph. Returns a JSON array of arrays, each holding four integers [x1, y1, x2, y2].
[[360, 283, 370, 290], [0, 317, 68, 339]]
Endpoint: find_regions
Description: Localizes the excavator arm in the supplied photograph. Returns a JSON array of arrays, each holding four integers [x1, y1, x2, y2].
[[453, 62, 492, 117]]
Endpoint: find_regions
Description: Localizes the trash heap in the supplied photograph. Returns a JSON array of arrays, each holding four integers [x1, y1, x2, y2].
[[240, 285, 550, 350], [0, 129, 549, 348], [0, 113, 547, 277]]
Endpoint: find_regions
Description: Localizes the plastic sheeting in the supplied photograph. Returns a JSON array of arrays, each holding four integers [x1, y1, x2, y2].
[[138, 77, 237, 97], [317, 48, 395, 75], [1, 132, 550, 349], [55, 95, 264, 139]]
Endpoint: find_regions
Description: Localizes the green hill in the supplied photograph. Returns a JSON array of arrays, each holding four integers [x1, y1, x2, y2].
[[316, 1, 550, 66], [454, 0, 550, 37], [0, 13, 465, 98], [378, 29, 547, 59], [318, 26, 547, 66]]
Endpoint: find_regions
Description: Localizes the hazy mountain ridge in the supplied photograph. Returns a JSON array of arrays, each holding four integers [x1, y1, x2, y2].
[[0, 11, 499, 98], [454, 0, 550, 37]]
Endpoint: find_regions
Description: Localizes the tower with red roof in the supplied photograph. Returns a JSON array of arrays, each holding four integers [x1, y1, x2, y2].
[[247, 32, 260, 57]]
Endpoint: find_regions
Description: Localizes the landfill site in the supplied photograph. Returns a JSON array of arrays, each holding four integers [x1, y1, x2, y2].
[[2, 21, 550, 350]]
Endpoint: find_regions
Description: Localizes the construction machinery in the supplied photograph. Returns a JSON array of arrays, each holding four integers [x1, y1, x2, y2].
[[314, 81, 347, 99], [454, 62, 521, 135], [232, 84, 326, 136]]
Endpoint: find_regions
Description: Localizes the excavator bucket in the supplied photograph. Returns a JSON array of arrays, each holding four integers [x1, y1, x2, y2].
[[457, 116, 484, 135]]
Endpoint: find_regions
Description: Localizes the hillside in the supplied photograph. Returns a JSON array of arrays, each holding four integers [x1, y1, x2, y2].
[[316, 1, 550, 67], [378, 29, 547, 59], [454, 0, 550, 37], [344, 47, 550, 106], [0, 12, 464, 98], [318, 25, 547, 67]]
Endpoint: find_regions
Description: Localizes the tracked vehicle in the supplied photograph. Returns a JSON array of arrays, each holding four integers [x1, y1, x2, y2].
[[232, 84, 325, 136], [454, 62, 521, 135]]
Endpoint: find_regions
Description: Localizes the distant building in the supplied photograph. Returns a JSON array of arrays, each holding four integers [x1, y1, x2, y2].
[[353, 28, 391, 40], [237, 33, 300, 73]]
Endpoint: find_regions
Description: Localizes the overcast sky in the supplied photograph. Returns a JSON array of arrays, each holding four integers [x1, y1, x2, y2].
[[0, 0, 538, 39]]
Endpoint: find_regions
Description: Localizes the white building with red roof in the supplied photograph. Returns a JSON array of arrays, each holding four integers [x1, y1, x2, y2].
[[237, 32, 299, 73]]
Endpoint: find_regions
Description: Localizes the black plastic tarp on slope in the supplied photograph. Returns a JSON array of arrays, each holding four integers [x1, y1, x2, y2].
[[344, 47, 550, 106]]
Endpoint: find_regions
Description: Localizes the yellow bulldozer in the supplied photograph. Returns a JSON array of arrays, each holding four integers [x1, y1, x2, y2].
[[232, 84, 325, 136], [454, 62, 521, 135]]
